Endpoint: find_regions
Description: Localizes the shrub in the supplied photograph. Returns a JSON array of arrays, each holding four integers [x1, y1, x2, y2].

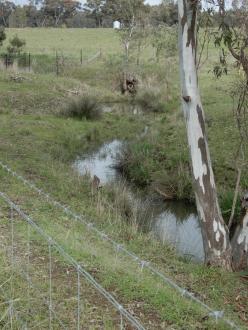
[[7, 35, 26, 55], [116, 142, 153, 187], [0, 27, 6, 47], [62, 95, 102, 120], [135, 90, 165, 113]]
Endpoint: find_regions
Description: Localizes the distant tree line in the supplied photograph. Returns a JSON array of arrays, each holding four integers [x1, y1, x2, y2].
[[0, 0, 178, 28]]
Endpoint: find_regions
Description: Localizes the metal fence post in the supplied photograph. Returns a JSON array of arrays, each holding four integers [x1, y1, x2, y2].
[[10, 206, 14, 329], [48, 238, 53, 329], [77, 265, 81, 330]]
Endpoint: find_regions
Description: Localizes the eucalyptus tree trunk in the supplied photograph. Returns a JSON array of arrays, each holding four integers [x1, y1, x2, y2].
[[232, 211, 248, 270], [177, 0, 232, 269]]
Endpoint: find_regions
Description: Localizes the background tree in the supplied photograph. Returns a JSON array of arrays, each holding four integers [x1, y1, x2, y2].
[[134, 19, 150, 66], [41, 0, 81, 26], [104, 0, 147, 26], [0, 1, 15, 26], [9, 6, 27, 27], [84, 0, 105, 28], [110, 0, 149, 94], [0, 0, 179, 28], [24, 1, 45, 27], [0, 26, 6, 46], [150, 0, 177, 26], [152, 24, 177, 63], [66, 11, 96, 27]]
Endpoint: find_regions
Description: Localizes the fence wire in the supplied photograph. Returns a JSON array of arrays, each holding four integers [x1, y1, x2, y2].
[[0, 50, 102, 76], [0, 161, 240, 330], [0, 191, 145, 329], [0, 283, 27, 330]]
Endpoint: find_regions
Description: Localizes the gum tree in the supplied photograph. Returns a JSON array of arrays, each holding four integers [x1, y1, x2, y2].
[[84, 0, 105, 28], [177, 0, 247, 270]]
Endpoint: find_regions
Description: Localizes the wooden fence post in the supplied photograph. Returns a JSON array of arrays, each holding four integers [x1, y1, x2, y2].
[[56, 51, 59, 76], [28, 53, 31, 72]]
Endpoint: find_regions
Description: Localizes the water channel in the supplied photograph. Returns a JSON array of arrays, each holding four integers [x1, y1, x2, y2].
[[73, 140, 204, 262]]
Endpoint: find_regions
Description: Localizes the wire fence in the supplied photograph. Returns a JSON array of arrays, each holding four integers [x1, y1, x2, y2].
[[0, 191, 145, 329], [0, 160, 241, 329], [0, 50, 102, 76]]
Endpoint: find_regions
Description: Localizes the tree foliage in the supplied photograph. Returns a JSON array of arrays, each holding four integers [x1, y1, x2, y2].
[[0, 26, 6, 47], [42, 0, 81, 26], [0, 0, 16, 26], [152, 24, 177, 63], [104, 0, 147, 25], [84, 0, 105, 27], [0, 0, 179, 28]]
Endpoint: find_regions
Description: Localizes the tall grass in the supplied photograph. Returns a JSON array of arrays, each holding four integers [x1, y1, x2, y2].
[[105, 179, 152, 232], [135, 89, 165, 113], [62, 95, 102, 120]]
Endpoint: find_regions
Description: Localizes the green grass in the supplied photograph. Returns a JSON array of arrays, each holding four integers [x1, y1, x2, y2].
[[0, 28, 247, 329], [0, 106, 247, 328], [0, 159, 246, 329], [3, 28, 120, 57]]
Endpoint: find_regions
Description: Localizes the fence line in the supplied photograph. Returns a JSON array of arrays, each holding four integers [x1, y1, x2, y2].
[[0, 283, 27, 329], [0, 191, 145, 330], [18, 268, 68, 330], [0, 50, 102, 76], [85, 51, 101, 63], [0, 161, 240, 329]]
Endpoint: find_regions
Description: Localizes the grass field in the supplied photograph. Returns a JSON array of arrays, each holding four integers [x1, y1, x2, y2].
[[0, 28, 247, 329], [4, 28, 121, 56]]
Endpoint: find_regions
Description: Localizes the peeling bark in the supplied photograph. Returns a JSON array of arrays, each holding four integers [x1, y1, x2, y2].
[[177, 0, 232, 269], [231, 211, 248, 271]]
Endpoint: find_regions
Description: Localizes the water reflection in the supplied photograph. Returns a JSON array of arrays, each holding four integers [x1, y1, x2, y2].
[[73, 140, 204, 262], [102, 103, 142, 115], [73, 140, 122, 184], [153, 208, 204, 261]]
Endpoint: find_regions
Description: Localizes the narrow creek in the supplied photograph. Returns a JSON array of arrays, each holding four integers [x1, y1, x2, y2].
[[73, 140, 204, 262]]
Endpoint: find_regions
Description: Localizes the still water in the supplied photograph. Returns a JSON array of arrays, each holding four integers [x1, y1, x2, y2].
[[73, 140, 204, 262]]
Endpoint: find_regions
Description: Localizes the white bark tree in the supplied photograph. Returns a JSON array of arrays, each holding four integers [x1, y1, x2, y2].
[[231, 194, 248, 270], [178, 0, 248, 271]]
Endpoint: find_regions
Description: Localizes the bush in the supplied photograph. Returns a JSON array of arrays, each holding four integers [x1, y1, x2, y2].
[[135, 90, 165, 113], [116, 142, 153, 187], [7, 35, 26, 55], [0, 27, 6, 47], [62, 95, 102, 120]]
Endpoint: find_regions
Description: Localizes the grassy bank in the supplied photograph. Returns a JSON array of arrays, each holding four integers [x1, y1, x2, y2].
[[0, 74, 247, 328], [0, 28, 247, 328], [0, 108, 247, 329]]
